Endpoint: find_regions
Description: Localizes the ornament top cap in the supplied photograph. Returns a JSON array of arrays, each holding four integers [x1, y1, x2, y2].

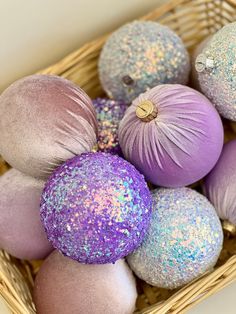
[[136, 100, 158, 122], [222, 220, 236, 236], [195, 53, 215, 73]]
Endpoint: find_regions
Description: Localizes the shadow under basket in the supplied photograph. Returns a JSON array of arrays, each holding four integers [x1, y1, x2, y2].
[[1, 0, 236, 313]]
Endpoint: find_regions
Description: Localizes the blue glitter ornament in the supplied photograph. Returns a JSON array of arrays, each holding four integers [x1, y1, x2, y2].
[[40, 152, 152, 264], [195, 22, 236, 121], [99, 21, 190, 103], [127, 188, 223, 289]]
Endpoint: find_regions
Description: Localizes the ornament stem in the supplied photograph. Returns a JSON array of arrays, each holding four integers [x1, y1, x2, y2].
[[222, 220, 236, 236], [136, 100, 157, 122], [195, 53, 214, 73]]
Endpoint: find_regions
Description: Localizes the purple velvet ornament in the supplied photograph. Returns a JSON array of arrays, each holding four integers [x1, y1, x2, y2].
[[40, 152, 152, 264], [118, 84, 224, 187], [92, 98, 128, 155], [204, 140, 236, 226]]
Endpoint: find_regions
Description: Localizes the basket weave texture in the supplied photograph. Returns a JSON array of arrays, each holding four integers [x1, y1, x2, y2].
[[1, 0, 236, 313]]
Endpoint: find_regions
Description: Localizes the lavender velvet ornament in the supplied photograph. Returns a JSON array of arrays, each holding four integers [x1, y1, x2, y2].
[[118, 84, 224, 187], [0, 169, 53, 260], [92, 98, 128, 155], [34, 251, 137, 314], [0, 75, 98, 179], [204, 140, 236, 226], [40, 152, 152, 264]]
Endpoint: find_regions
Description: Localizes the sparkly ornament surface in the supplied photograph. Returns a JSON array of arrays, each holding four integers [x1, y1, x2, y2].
[[99, 21, 190, 103], [196, 22, 236, 121], [40, 152, 152, 264], [191, 36, 212, 91], [118, 84, 224, 187], [204, 140, 236, 226], [93, 98, 128, 155], [127, 188, 223, 289]]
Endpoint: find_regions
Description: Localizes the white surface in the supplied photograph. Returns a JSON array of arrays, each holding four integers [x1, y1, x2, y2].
[[189, 282, 236, 314], [0, 1, 235, 313], [0, 0, 164, 92], [0, 296, 11, 314]]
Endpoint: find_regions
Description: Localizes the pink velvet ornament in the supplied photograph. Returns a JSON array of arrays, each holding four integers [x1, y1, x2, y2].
[[118, 84, 224, 187], [204, 140, 236, 226], [0, 75, 98, 179], [34, 250, 137, 314], [0, 169, 53, 260]]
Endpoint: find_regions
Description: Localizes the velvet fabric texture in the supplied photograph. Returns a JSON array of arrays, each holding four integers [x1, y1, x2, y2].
[[204, 140, 236, 225], [0, 75, 98, 179], [119, 84, 224, 187], [34, 251, 137, 314], [0, 169, 53, 260]]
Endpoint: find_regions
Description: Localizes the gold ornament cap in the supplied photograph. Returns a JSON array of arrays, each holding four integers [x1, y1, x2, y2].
[[222, 220, 236, 237], [136, 100, 157, 122]]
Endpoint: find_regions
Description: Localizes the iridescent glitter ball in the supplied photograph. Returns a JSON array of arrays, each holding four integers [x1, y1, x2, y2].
[[195, 22, 236, 121], [99, 21, 190, 103], [40, 152, 152, 264], [127, 188, 223, 289], [93, 98, 128, 155]]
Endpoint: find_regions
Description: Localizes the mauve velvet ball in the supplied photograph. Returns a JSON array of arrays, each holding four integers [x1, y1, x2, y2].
[[204, 140, 236, 225], [0, 169, 53, 260], [34, 250, 137, 314], [0, 75, 98, 179], [118, 84, 224, 187]]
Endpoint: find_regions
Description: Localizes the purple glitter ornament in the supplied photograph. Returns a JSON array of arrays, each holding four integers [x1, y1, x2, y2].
[[92, 98, 128, 155], [204, 140, 236, 226], [40, 152, 152, 264], [119, 84, 224, 187]]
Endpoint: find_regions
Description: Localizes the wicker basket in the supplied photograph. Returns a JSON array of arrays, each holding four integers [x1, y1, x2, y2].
[[1, 0, 236, 313]]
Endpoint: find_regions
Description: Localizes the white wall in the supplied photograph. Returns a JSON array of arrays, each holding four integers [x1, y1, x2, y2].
[[0, 0, 166, 92], [190, 282, 236, 314]]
